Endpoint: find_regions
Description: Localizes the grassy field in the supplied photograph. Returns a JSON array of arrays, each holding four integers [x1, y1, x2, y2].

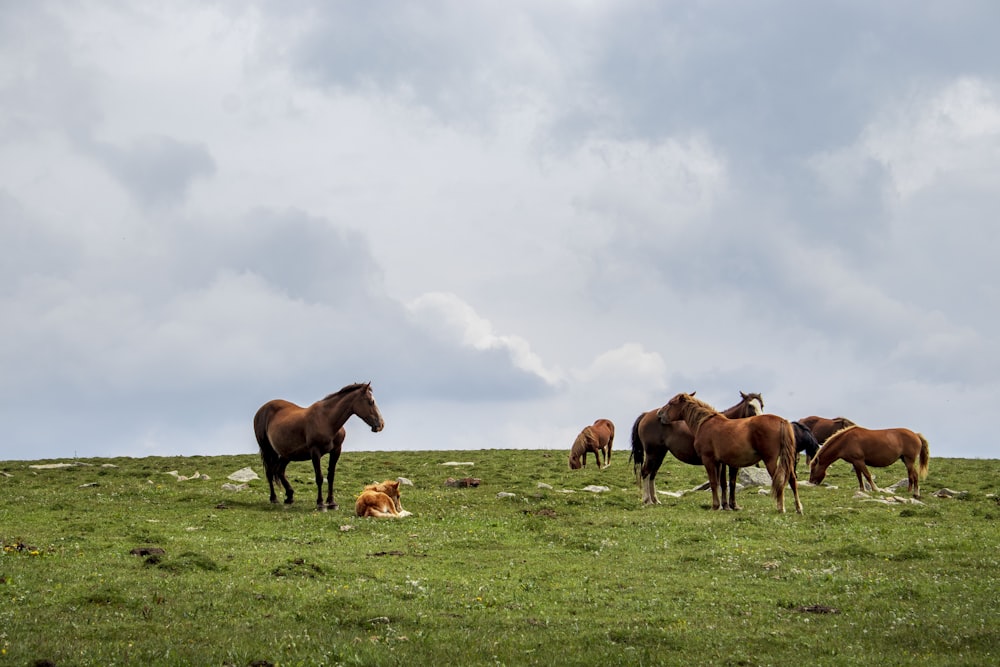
[[1, 450, 998, 666]]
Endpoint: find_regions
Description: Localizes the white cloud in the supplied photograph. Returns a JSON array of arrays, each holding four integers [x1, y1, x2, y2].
[[812, 77, 1000, 201], [407, 292, 563, 386]]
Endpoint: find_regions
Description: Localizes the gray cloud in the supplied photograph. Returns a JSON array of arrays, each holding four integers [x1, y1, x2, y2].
[[1, 2, 997, 459]]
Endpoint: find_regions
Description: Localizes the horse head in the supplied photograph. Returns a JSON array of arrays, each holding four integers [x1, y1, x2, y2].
[[657, 392, 695, 424], [356, 382, 385, 433], [807, 457, 825, 485], [739, 391, 764, 416]]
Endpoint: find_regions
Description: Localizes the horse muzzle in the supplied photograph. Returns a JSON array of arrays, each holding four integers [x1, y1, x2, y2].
[[371, 421, 384, 433]]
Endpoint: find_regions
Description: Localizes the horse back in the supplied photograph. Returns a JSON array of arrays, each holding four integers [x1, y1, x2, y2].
[[592, 419, 615, 446], [826, 426, 919, 467]]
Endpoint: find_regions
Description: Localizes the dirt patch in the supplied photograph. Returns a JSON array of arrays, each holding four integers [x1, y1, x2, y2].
[[272, 558, 323, 578], [796, 604, 839, 614]]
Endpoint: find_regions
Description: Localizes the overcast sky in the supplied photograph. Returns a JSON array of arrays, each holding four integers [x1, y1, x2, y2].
[[2, 2, 998, 462]]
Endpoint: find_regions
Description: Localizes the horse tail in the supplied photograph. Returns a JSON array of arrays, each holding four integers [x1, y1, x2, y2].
[[629, 413, 644, 480], [606, 423, 614, 464], [771, 419, 796, 497], [917, 433, 930, 479], [254, 403, 281, 483]]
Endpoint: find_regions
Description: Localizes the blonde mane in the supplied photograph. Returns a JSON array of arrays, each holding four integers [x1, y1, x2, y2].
[[673, 393, 720, 433]]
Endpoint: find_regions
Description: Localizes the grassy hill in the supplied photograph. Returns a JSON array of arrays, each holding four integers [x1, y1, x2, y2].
[[1, 450, 997, 666]]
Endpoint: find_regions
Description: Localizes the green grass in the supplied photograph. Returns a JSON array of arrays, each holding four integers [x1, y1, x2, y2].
[[1, 451, 998, 666]]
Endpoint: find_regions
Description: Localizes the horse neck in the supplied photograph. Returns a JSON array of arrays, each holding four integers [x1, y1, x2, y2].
[[721, 399, 752, 419], [318, 390, 361, 429], [815, 432, 843, 466], [678, 399, 717, 433]]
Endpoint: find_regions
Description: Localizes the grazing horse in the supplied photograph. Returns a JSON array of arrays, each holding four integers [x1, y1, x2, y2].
[[792, 421, 820, 470], [631, 392, 763, 507], [254, 383, 384, 510], [809, 426, 929, 498], [658, 393, 802, 514], [798, 415, 856, 446], [569, 419, 615, 469]]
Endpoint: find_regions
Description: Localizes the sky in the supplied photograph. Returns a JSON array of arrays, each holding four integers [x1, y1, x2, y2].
[[1, 1, 998, 461]]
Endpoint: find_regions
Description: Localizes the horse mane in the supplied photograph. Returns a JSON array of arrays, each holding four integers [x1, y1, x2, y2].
[[817, 424, 858, 461], [572, 427, 596, 456], [321, 382, 370, 403], [675, 394, 719, 432]]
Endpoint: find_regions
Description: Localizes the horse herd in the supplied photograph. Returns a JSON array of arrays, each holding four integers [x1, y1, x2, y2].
[[253, 383, 929, 515]]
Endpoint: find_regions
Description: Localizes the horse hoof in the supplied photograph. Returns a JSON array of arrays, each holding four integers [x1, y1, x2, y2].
[[327, 502, 339, 510], [284, 498, 294, 505], [316, 505, 327, 512]]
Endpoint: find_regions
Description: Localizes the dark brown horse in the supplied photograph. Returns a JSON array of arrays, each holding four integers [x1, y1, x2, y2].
[[792, 421, 821, 470], [254, 382, 384, 510], [809, 426, 929, 498], [798, 415, 857, 446], [569, 418, 615, 469], [658, 393, 802, 514], [630, 391, 763, 507]]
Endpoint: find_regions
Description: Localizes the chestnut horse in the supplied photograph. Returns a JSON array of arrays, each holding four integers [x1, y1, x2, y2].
[[809, 426, 929, 498], [254, 382, 384, 510], [630, 392, 763, 507], [798, 415, 856, 446], [569, 419, 615, 469], [658, 393, 802, 514]]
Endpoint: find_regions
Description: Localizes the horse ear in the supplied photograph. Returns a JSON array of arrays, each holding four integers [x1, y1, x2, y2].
[[740, 391, 748, 399], [690, 391, 696, 397]]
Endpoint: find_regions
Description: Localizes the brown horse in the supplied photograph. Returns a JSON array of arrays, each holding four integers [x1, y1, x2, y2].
[[798, 415, 857, 446], [809, 426, 929, 498], [355, 480, 411, 518], [569, 419, 615, 469], [631, 392, 763, 507], [254, 382, 384, 510], [658, 393, 802, 514]]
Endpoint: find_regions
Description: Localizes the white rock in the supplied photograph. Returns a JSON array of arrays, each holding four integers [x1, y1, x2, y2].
[[227, 467, 259, 482]]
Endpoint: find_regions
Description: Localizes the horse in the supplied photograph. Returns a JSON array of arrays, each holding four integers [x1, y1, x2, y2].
[[254, 382, 384, 510], [631, 391, 763, 508], [569, 419, 615, 469], [798, 415, 857, 446], [658, 393, 802, 514], [792, 421, 820, 470], [355, 479, 411, 518], [808, 426, 929, 498]]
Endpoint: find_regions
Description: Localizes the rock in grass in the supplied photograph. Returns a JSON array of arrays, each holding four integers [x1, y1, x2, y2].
[[228, 467, 259, 482]]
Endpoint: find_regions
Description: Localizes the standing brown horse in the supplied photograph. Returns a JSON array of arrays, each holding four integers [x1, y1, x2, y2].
[[798, 415, 856, 446], [569, 419, 615, 469], [809, 426, 929, 498], [630, 392, 763, 507], [254, 382, 384, 510], [658, 393, 802, 514]]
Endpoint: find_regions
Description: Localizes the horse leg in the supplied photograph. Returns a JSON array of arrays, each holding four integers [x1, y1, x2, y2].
[[787, 467, 803, 514], [717, 463, 729, 509], [727, 465, 740, 511], [276, 460, 294, 504], [763, 458, 785, 514], [642, 451, 666, 505], [853, 462, 879, 493], [325, 446, 343, 509], [905, 460, 920, 498], [267, 468, 279, 504], [311, 453, 326, 511], [703, 459, 722, 510]]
